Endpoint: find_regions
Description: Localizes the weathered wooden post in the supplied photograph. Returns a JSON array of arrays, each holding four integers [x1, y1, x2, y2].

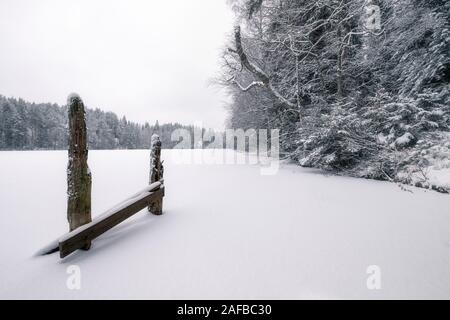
[[148, 134, 163, 215], [67, 93, 92, 249]]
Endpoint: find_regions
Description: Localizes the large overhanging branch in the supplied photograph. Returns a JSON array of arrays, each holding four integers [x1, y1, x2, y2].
[[233, 25, 295, 108]]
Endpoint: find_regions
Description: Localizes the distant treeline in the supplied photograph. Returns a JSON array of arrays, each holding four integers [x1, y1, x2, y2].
[[0, 95, 211, 150]]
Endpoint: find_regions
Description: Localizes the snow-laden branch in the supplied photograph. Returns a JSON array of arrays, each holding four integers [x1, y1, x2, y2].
[[234, 26, 270, 84], [232, 78, 265, 92], [233, 25, 296, 108]]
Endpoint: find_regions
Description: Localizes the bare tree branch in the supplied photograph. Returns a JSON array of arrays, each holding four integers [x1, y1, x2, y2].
[[234, 25, 296, 107]]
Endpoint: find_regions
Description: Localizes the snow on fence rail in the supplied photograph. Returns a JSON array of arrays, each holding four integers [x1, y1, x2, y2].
[[38, 94, 165, 259], [59, 182, 164, 258]]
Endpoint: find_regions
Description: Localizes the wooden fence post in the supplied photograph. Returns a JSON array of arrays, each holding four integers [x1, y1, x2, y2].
[[67, 93, 92, 249], [149, 134, 163, 215]]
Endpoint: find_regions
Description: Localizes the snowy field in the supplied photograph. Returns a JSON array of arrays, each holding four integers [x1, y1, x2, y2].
[[0, 149, 449, 299]]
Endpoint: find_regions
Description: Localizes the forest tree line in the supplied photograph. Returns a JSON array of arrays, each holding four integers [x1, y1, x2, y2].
[[219, 0, 449, 189], [0, 95, 204, 150]]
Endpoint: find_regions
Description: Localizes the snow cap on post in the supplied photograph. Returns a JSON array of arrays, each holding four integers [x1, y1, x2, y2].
[[67, 92, 82, 105], [67, 93, 86, 122], [151, 134, 161, 148]]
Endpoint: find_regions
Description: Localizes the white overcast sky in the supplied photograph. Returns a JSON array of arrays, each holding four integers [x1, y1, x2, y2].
[[0, 0, 234, 129]]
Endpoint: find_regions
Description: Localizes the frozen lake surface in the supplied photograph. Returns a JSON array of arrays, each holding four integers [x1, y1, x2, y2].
[[0, 149, 449, 299]]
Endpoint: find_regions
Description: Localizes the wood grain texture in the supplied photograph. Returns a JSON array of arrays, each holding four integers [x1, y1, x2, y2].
[[59, 186, 164, 258], [67, 94, 92, 236]]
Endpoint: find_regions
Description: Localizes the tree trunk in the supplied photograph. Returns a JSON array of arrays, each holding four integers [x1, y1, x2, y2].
[[148, 134, 163, 215], [67, 94, 92, 249], [337, 24, 344, 101]]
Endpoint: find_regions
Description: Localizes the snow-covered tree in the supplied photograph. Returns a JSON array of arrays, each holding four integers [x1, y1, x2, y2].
[[219, 0, 450, 190]]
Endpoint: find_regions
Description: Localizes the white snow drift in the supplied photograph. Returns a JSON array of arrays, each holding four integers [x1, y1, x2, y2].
[[0, 149, 449, 299]]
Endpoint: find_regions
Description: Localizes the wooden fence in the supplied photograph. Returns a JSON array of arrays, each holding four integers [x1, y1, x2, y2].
[[40, 94, 165, 259], [59, 182, 164, 258]]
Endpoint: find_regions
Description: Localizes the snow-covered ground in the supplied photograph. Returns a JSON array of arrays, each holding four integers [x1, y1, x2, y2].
[[0, 149, 449, 299]]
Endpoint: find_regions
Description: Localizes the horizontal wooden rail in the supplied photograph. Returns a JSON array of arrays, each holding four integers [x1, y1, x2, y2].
[[58, 182, 164, 258]]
